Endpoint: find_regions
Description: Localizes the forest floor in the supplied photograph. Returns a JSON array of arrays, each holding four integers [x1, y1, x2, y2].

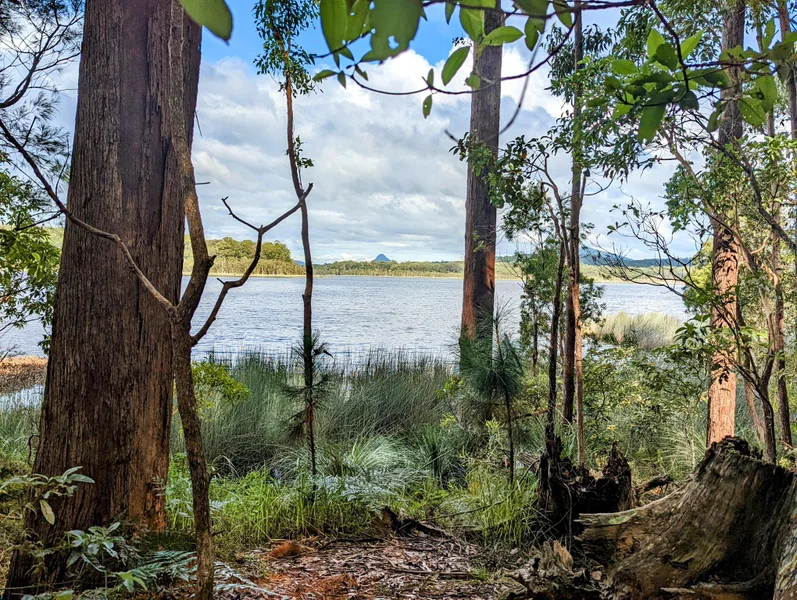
[[0, 356, 46, 394], [225, 535, 527, 600]]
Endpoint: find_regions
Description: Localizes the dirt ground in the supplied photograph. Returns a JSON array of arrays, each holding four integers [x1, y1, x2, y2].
[[0, 356, 46, 394], [226, 535, 527, 600]]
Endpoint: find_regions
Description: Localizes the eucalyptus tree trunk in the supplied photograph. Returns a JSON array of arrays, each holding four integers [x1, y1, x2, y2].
[[461, 0, 502, 341], [706, 0, 744, 446], [547, 239, 566, 434], [4, 2, 200, 595], [563, 0, 585, 467], [777, 0, 795, 445]]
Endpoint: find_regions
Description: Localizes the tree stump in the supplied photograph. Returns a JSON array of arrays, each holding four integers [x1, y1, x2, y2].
[[538, 438, 633, 536], [579, 438, 797, 599]]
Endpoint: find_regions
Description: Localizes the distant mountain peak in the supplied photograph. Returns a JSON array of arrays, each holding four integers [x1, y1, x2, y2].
[[373, 253, 391, 262]]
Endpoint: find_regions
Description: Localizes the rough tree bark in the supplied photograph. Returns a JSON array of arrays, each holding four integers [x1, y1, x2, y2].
[[706, 0, 744, 446], [461, 0, 502, 340], [4, 1, 200, 595], [777, 0, 795, 446], [562, 0, 583, 435], [579, 438, 797, 600]]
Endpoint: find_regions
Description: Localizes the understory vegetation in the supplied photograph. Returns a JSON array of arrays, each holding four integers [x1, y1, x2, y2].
[[2, 324, 776, 564]]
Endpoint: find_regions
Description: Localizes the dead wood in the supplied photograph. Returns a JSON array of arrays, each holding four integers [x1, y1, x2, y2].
[[578, 438, 797, 600], [538, 438, 633, 536]]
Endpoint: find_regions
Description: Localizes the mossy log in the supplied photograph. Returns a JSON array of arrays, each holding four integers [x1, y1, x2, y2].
[[578, 438, 797, 600]]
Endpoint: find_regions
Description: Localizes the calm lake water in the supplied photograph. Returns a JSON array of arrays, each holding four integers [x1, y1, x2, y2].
[[2, 276, 687, 358]]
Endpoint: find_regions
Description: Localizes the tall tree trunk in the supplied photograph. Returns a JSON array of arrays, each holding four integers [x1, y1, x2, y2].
[[777, 0, 796, 444], [4, 1, 200, 595], [562, 0, 585, 464], [778, 2, 797, 345], [706, 0, 744, 446], [461, 0, 502, 340], [547, 239, 566, 434]]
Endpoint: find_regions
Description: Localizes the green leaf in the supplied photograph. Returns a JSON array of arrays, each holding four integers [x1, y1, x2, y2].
[[739, 97, 766, 127], [678, 90, 699, 110], [646, 29, 665, 59], [313, 69, 338, 82], [552, 0, 571, 27], [179, 0, 232, 41], [638, 103, 666, 143], [764, 19, 776, 49], [465, 73, 481, 89], [68, 474, 95, 484], [40, 499, 55, 525], [483, 25, 523, 46], [427, 68, 435, 88], [703, 69, 729, 87], [442, 46, 470, 85], [524, 17, 540, 51], [445, 0, 456, 23], [518, 0, 547, 37], [611, 59, 637, 76], [320, 0, 348, 54], [423, 94, 433, 118], [680, 32, 702, 60], [613, 102, 632, 118], [337, 72, 347, 88], [370, 0, 422, 54], [707, 108, 720, 132], [460, 7, 485, 41], [756, 74, 777, 113], [654, 43, 679, 70], [346, 0, 370, 41]]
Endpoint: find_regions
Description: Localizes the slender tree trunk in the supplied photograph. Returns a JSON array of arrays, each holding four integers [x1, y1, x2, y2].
[[778, 2, 797, 345], [4, 2, 200, 595], [563, 1, 583, 435], [547, 240, 566, 434], [706, 0, 744, 446], [461, 0, 502, 340], [532, 316, 539, 377], [744, 377, 765, 445], [172, 325, 213, 600], [301, 201, 316, 476]]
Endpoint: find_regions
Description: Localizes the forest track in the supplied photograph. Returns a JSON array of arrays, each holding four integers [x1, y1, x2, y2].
[[238, 535, 526, 599]]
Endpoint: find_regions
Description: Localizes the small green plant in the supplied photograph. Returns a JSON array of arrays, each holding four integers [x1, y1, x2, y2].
[[1, 467, 94, 525]]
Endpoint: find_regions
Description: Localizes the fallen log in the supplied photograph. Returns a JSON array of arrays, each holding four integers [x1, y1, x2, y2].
[[578, 438, 797, 600]]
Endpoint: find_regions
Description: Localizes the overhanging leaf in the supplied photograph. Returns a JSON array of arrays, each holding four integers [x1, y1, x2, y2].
[[611, 59, 637, 76], [423, 94, 433, 118], [646, 29, 665, 59], [179, 0, 233, 41], [320, 0, 348, 54], [552, 0, 571, 27], [460, 7, 485, 41], [638, 103, 666, 143], [483, 25, 523, 46], [442, 46, 470, 85]]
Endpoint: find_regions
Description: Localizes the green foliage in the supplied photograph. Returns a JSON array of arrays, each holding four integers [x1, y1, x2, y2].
[[254, 0, 319, 95], [192, 359, 250, 416], [0, 171, 60, 349], [178, 0, 233, 41], [1, 467, 93, 526]]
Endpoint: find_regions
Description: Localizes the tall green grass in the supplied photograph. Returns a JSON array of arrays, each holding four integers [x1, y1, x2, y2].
[[591, 312, 682, 349], [0, 389, 39, 474]]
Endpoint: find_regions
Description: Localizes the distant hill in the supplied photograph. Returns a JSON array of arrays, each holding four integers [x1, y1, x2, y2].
[[373, 254, 391, 262], [580, 247, 691, 267]]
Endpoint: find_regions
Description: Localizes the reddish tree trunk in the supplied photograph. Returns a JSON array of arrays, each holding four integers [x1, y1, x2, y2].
[[4, 1, 200, 595], [706, 0, 744, 446], [461, 0, 502, 340]]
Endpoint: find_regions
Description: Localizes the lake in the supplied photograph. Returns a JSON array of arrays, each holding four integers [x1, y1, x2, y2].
[[2, 276, 688, 357]]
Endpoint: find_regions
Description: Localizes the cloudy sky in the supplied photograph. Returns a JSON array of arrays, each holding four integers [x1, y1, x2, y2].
[[56, 4, 690, 263]]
